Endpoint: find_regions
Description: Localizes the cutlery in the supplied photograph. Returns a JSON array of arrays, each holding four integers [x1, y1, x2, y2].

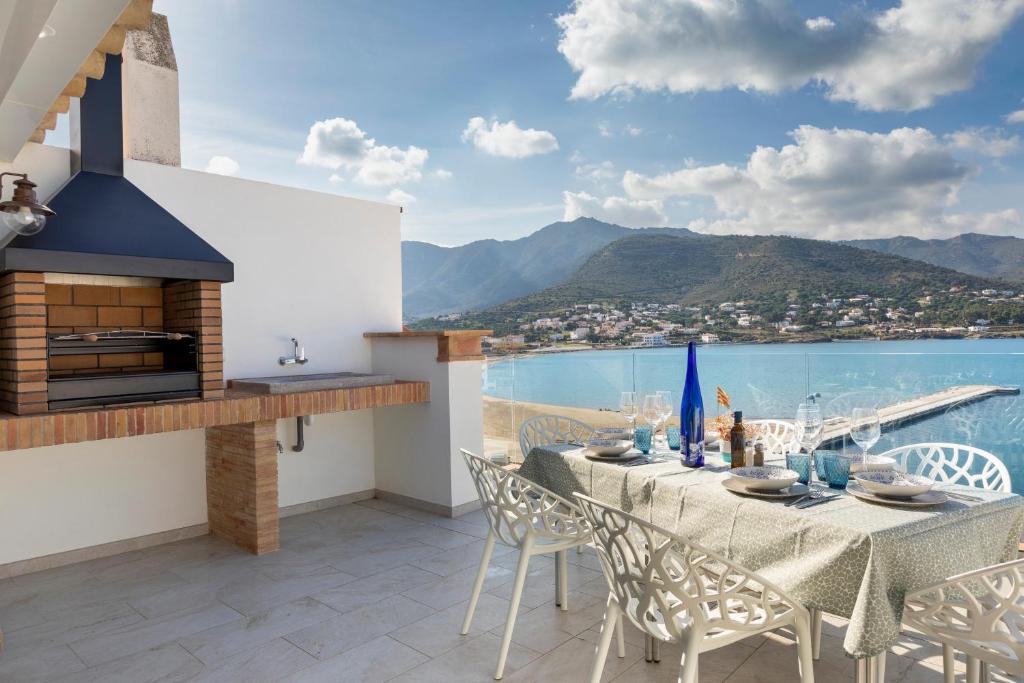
[[786, 490, 820, 507], [795, 494, 839, 509], [941, 489, 984, 502]]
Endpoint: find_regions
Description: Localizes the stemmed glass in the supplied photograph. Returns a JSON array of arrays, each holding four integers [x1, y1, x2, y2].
[[643, 394, 661, 449], [795, 402, 823, 455], [794, 401, 823, 477], [850, 408, 881, 463], [656, 390, 673, 448], [620, 391, 638, 436]]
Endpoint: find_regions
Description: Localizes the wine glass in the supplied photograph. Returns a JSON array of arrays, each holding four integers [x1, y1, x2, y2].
[[850, 408, 881, 462], [656, 390, 673, 447], [643, 394, 661, 448], [794, 402, 823, 455], [620, 391, 638, 436]]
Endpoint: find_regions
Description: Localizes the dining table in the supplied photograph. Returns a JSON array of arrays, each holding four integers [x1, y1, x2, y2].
[[518, 444, 1024, 681]]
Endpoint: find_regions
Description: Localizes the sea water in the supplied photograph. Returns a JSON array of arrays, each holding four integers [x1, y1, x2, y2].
[[484, 338, 1024, 492]]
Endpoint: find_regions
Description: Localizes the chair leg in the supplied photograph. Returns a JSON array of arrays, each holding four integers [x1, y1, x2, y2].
[[794, 614, 816, 683], [874, 651, 886, 683], [810, 609, 823, 660], [941, 644, 954, 683], [588, 598, 619, 683], [979, 661, 989, 683], [461, 532, 496, 635], [554, 551, 562, 607], [615, 611, 625, 658], [495, 540, 532, 680], [679, 638, 700, 683], [966, 655, 979, 683], [557, 549, 569, 611]]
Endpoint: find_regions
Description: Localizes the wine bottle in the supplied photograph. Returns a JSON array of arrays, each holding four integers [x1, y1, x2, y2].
[[730, 412, 746, 469], [680, 341, 705, 467]]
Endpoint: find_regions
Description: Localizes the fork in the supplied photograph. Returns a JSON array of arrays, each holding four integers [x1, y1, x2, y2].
[[786, 489, 822, 507]]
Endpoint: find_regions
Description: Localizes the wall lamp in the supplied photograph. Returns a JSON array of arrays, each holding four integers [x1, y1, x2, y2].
[[0, 173, 55, 236]]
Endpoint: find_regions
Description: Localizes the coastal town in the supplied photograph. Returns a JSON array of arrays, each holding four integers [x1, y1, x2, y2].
[[449, 286, 1024, 353]]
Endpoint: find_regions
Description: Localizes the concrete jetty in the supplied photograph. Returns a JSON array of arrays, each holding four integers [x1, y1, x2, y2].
[[820, 384, 1020, 445]]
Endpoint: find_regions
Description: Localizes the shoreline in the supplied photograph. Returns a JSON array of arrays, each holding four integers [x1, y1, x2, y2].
[[484, 334, 1024, 362]]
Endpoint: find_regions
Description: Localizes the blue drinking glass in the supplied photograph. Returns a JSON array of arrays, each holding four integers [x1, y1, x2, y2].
[[667, 426, 681, 450], [822, 452, 851, 489], [634, 425, 653, 454], [814, 449, 836, 482], [786, 453, 811, 485]]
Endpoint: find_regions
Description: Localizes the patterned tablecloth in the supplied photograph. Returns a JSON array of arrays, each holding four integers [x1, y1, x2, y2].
[[518, 445, 1024, 658]]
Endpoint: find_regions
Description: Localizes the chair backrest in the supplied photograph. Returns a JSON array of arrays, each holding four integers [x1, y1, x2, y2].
[[748, 419, 800, 458], [460, 449, 588, 548], [574, 493, 800, 644], [904, 558, 1024, 675], [878, 442, 1012, 492], [518, 415, 595, 459]]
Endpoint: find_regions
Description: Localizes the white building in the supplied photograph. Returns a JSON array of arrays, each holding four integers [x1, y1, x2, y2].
[[0, 13, 484, 572], [639, 332, 668, 347], [570, 327, 590, 340]]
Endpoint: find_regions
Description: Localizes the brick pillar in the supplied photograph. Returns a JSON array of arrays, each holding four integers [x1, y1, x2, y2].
[[205, 420, 279, 554], [0, 272, 48, 414], [164, 280, 224, 399]]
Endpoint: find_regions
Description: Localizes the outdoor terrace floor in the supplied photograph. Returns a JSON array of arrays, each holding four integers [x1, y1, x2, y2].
[[0, 498, 1006, 682]]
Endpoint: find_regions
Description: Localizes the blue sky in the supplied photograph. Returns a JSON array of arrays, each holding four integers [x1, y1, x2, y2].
[[60, 1, 1024, 245]]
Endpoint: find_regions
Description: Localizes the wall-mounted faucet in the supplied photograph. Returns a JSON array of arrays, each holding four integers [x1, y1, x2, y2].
[[279, 337, 309, 366]]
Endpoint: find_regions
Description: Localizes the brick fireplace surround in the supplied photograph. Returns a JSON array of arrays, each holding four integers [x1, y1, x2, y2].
[[0, 271, 223, 415]]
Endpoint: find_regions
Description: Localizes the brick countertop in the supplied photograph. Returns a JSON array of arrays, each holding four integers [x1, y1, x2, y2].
[[0, 380, 428, 452]]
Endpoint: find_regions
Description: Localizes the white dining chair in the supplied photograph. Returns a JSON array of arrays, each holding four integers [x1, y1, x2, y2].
[[877, 442, 1012, 492], [575, 493, 815, 683], [748, 418, 800, 459], [518, 414, 595, 460], [459, 449, 604, 679], [903, 558, 1024, 683]]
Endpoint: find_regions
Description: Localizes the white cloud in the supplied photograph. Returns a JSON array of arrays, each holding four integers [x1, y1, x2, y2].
[[944, 127, 1022, 157], [563, 190, 667, 227], [623, 124, 1024, 239], [299, 117, 428, 186], [625, 124, 642, 137], [574, 160, 616, 184], [556, 0, 1024, 111], [387, 188, 416, 204], [205, 155, 239, 176], [1006, 110, 1024, 124], [433, 168, 453, 180], [461, 117, 559, 158], [597, 121, 613, 137]]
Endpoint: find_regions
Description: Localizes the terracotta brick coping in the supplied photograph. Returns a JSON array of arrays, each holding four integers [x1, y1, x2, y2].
[[365, 329, 492, 362], [0, 380, 428, 453]]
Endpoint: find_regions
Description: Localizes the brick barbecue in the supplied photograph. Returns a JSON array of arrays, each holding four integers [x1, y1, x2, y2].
[[0, 54, 231, 414]]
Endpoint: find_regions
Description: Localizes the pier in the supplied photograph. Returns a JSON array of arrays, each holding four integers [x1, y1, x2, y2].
[[820, 384, 1020, 445]]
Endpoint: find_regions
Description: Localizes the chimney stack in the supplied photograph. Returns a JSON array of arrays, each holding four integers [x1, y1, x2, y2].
[[121, 13, 181, 167]]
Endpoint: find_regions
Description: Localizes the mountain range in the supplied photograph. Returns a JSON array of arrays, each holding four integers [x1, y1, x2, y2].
[[402, 217, 1024, 320]]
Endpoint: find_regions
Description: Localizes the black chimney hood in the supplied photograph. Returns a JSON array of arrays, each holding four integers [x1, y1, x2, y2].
[[0, 54, 233, 282]]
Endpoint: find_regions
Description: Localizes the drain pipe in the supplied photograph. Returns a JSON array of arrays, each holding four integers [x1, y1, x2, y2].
[[292, 416, 305, 452]]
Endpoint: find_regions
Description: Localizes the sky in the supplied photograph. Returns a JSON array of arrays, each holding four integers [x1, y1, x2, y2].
[[55, 0, 1024, 246]]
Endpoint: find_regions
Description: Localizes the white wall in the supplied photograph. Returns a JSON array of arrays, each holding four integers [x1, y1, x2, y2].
[[0, 150, 403, 566], [0, 430, 206, 565], [371, 337, 483, 512]]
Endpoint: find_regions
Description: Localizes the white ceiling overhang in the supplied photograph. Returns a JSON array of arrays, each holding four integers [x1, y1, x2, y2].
[[0, 0, 153, 162]]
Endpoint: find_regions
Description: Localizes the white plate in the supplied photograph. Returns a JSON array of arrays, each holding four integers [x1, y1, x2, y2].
[[585, 439, 633, 457], [594, 428, 631, 440], [847, 482, 948, 507], [854, 471, 933, 498], [584, 449, 644, 462], [721, 478, 810, 499], [729, 466, 800, 491]]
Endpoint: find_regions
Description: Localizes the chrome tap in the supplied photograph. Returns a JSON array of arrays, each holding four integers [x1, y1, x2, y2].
[[279, 337, 308, 365]]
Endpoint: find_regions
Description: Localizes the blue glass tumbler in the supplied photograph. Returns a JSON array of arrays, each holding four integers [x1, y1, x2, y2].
[[634, 425, 653, 455]]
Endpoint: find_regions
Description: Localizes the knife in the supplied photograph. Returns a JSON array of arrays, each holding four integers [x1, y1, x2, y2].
[[796, 495, 839, 509]]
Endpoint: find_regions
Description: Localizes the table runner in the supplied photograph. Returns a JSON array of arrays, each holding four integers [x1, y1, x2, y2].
[[518, 445, 1024, 657]]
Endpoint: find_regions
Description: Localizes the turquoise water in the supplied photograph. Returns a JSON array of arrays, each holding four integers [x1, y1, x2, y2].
[[484, 339, 1024, 492]]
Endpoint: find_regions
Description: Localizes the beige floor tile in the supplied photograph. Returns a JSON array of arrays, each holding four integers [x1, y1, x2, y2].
[[492, 590, 607, 654], [390, 632, 542, 683], [283, 593, 435, 660], [503, 629, 643, 683], [48, 642, 202, 683], [279, 635, 428, 683], [311, 563, 441, 614], [389, 593, 528, 658], [402, 561, 515, 610], [0, 644, 86, 683], [187, 637, 316, 683]]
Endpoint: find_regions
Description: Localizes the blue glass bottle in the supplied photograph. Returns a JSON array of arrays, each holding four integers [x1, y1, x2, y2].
[[680, 341, 705, 467]]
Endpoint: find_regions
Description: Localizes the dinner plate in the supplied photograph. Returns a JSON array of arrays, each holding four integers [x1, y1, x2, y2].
[[721, 477, 810, 499], [846, 482, 948, 507], [584, 449, 644, 462]]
